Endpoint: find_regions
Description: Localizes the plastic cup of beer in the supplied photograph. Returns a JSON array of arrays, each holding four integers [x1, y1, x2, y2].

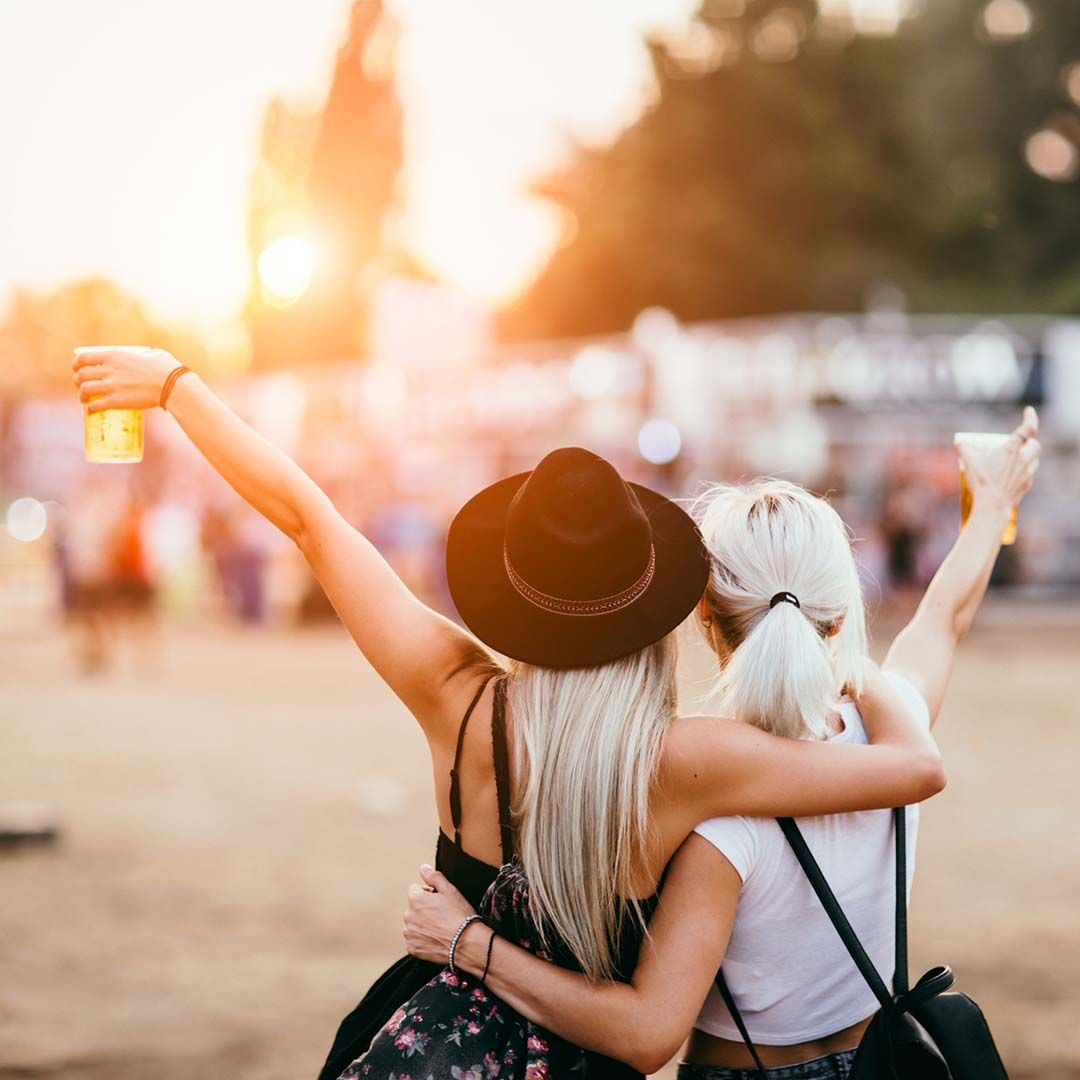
[[954, 432, 1018, 545], [77, 348, 144, 464]]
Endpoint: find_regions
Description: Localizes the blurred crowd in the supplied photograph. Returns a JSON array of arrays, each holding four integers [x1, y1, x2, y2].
[[48, 472, 280, 673], [0, 443, 1059, 680], [2, 311, 1075, 675], [6, 424, 1051, 679]]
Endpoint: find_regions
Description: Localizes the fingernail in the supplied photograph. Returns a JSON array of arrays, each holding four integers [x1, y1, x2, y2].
[[420, 864, 433, 874]]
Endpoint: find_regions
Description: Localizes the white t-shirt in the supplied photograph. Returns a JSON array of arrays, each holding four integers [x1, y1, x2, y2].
[[693, 672, 930, 1046]]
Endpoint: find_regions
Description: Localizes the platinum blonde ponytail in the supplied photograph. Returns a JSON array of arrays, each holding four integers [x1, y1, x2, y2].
[[690, 479, 868, 740], [507, 635, 677, 981]]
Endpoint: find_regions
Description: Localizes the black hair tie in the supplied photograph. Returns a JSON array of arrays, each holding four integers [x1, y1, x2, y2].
[[770, 591, 800, 610]]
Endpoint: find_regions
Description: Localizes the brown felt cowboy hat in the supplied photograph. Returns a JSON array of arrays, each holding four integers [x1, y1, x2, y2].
[[446, 447, 709, 668]]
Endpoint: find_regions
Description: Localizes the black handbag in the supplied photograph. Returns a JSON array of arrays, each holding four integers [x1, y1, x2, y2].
[[713, 809, 1009, 1080]]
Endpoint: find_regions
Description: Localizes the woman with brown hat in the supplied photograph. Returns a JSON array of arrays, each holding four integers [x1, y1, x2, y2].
[[72, 348, 943, 1080]]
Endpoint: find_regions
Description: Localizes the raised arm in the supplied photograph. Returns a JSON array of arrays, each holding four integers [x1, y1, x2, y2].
[[884, 407, 1041, 724], [404, 836, 739, 1075], [73, 347, 489, 722], [664, 658, 945, 825]]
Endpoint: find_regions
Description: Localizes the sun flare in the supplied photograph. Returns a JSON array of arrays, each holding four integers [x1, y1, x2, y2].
[[257, 236, 315, 306]]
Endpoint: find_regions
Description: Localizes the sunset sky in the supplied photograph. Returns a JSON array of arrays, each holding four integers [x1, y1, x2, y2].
[[0, 0, 898, 329]]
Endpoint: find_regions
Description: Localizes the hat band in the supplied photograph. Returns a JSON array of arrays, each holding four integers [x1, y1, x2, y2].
[[503, 543, 657, 617]]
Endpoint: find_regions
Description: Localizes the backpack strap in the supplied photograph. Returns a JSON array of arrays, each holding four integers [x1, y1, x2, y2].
[[776, 817, 895, 1010], [713, 970, 769, 1080], [893, 807, 909, 995]]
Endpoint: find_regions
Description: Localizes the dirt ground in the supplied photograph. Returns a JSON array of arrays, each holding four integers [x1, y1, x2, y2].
[[2, 608, 1079, 1080]]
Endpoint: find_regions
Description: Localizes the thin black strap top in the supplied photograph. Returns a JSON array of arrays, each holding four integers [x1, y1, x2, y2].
[[449, 673, 514, 865]]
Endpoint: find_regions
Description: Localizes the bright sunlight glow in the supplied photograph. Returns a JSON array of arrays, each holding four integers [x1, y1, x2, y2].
[[257, 236, 315, 306]]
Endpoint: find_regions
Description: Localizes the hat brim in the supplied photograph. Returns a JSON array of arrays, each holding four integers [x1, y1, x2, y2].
[[446, 472, 710, 669]]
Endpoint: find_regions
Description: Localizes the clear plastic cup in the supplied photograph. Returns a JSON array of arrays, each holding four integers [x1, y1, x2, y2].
[[954, 432, 1018, 545], [77, 347, 143, 464]]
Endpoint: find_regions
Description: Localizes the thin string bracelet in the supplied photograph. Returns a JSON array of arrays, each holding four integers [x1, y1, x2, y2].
[[480, 928, 497, 985], [448, 914, 483, 977], [160, 365, 191, 410]]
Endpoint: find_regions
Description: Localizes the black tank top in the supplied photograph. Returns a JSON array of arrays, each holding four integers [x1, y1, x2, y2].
[[437, 672, 657, 1077], [434, 673, 514, 908]]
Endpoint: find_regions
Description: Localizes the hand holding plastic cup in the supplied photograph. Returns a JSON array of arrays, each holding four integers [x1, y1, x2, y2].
[[74, 346, 145, 463], [954, 433, 1018, 544], [74, 346, 183, 464], [954, 407, 1041, 547]]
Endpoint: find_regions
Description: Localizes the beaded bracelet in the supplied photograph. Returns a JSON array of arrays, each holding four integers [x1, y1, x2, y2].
[[448, 914, 484, 977]]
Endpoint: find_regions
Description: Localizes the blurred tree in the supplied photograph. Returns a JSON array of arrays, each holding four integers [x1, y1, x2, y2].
[[899, 0, 1080, 311], [503, 0, 1080, 339], [0, 278, 203, 397], [306, 0, 403, 356], [248, 0, 403, 367], [245, 98, 321, 367]]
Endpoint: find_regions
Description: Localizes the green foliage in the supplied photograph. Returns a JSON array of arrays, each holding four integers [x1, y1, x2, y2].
[[504, 0, 1080, 340]]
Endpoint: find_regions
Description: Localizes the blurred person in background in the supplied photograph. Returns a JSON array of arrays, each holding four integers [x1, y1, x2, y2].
[[371, 496, 442, 606], [61, 470, 123, 673], [880, 467, 929, 603], [107, 487, 162, 669], [402, 409, 1040, 1080], [201, 504, 268, 623], [72, 346, 942, 1080]]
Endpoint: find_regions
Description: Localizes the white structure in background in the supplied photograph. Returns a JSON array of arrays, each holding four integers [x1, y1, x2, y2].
[[633, 307, 717, 447], [568, 346, 626, 400], [370, 277, 493, 371], [1043, 321, 1080, 436], [744, 410, 831, 487]]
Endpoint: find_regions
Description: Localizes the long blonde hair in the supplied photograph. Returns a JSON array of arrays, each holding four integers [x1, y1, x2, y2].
[[690, 479, 869, 740], [506, 634, 677, 981]]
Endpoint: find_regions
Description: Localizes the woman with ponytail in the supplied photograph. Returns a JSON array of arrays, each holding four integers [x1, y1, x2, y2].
[[404, 408, 1040, 1080], [693, 477, 870, 743]]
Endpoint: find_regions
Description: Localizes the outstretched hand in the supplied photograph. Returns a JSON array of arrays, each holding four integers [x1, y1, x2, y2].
[[403, 864, 480, 965], [956, 405, 1042, 512], [73, 346, 182, 412]]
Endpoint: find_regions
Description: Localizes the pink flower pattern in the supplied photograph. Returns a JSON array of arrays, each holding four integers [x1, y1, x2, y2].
[[338, 859, 651, 1080]]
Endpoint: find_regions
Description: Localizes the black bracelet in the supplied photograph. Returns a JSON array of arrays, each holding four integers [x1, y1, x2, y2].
[[480, 928, 497, 985]]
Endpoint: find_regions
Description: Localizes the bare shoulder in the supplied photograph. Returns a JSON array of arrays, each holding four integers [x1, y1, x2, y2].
[[663, 713, 746, 763], [659, 713, 752, 791]]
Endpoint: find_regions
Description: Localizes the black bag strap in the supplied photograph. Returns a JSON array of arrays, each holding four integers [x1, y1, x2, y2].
[[893, 806, 909, 995], [713, 970, 769, 1080], [776, 815, 899, 1010]]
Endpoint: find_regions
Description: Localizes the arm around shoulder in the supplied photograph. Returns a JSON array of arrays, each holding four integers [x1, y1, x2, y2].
[[665, 670, 944, 824], [406, 838, 740, 1075]]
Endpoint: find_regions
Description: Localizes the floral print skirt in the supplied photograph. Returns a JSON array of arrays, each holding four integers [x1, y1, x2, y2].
[[337, 861, 588, 1080]]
